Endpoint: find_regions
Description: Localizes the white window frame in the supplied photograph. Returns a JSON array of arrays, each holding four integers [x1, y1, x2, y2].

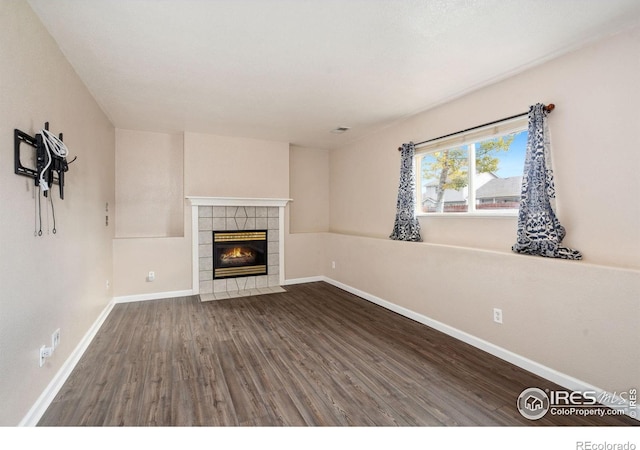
[[415, 116, 528, 218]]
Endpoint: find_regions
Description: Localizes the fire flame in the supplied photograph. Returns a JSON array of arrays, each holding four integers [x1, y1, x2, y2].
[[221, 247, 254, 261]]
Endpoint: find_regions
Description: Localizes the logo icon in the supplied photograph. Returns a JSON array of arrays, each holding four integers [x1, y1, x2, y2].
[[517, 387, 550, 420]]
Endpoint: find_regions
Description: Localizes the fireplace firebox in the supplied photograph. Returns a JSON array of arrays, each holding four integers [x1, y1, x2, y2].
[[212, 230, 268, 279]]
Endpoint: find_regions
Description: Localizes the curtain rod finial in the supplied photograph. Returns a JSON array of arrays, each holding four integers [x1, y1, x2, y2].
[[545, 103, 555, 112]]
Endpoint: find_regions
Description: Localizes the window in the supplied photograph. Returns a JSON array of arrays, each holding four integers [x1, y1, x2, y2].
[[415, 117, 528, 215]]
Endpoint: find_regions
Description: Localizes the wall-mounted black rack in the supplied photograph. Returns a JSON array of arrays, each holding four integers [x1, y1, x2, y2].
[[14, 122, 75, 199]]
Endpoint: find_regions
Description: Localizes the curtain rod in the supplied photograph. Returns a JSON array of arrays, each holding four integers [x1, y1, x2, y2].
[[399, 103, 555, 151]]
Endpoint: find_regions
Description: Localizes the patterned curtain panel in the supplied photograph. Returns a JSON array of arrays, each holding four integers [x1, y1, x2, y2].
[[390, 142, 422, 242], [512, 104, 582, 259]]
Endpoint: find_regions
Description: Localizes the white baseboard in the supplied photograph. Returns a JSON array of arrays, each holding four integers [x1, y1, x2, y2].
[[113, 289, 195, 304], [319, 276, 638, 421], [284, 276, 325, 285], [19, 300, 116, 427]]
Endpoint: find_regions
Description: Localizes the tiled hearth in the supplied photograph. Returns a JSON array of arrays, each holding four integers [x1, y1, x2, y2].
[[188, 197, 290, 301]]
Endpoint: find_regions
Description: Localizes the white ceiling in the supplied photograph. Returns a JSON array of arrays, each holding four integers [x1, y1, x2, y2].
[[28, 0, 640, 150]]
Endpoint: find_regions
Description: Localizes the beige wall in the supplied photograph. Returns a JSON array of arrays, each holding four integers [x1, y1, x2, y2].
[[284, 145, 330, 281], [112, 232, 192, 297], [289, 145, 330, 233], [112, 129, 189, 297], [0, 1, 115, 425], [184, 132, 289, 198], [113, 131, 291, 297], [115, 129, 184, 238], [326, 27, 640, 394]]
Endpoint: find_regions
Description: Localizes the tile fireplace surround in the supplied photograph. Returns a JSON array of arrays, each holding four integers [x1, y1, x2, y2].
[[188, 197, 290, 301]]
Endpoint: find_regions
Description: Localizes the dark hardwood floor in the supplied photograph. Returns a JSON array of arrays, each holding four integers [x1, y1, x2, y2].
[[38, 282, 637, 426]]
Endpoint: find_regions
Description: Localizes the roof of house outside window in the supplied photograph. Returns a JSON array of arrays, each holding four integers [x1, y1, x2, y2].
[[475, 176, 523, 199]]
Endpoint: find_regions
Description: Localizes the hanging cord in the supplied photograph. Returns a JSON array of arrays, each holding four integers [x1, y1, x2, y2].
[[39, 129, 69, 192], [33, 184, 57, 236], [36, 186, 43, 236], [50, 194, 57, 234], [45, 187, 49, 233], [34, 186, 38, 236]]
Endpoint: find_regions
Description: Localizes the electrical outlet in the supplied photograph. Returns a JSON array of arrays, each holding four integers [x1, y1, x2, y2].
[[331, 261, 336, 269], [147, 271, 155, 282], [52, 328, 61, 349], [493, 308, 503, 324], [39, 345, 52, 367]]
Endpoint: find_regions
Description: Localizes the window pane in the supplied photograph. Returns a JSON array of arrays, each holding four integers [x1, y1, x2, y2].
[[420, 146, 469, 213], [474, 130, 527, 210]]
